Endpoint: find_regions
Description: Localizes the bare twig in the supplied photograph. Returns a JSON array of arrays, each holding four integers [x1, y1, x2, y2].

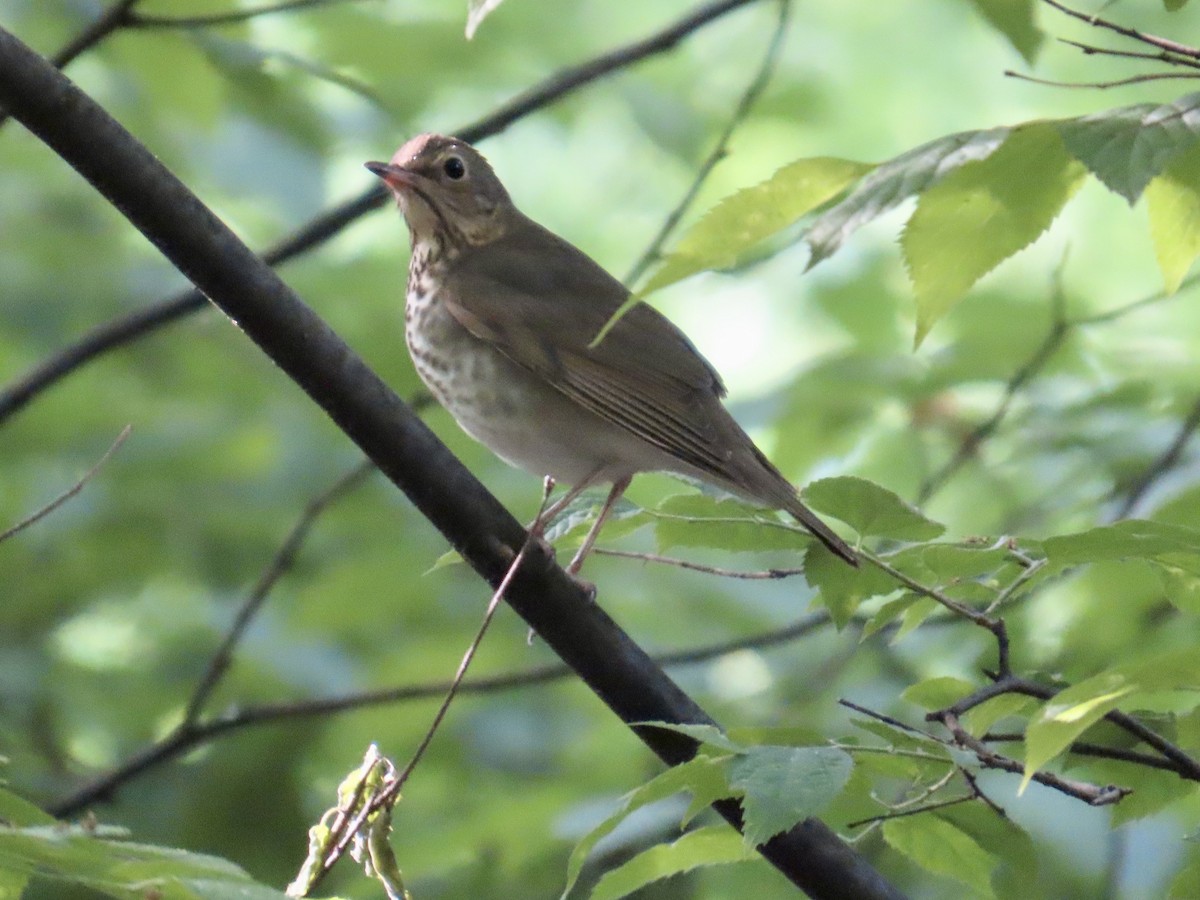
[[594, 546, 805, 579], [983, 732, 1197, 775], [624, 0, 790, 286], [183, 460, 376, 724], [1059, 37, 1200, 71], [0, 425, 131, 545], [1038, 0, 1200, 61], [939, 712, 1129, 806], [918, 317, 1070, 505], [1112, 394, 1200, 519], [0, 0, 768, 427], [50, 610, 835, 816], [50, 0, 140, 68], [1004, 70, 1200, 90]]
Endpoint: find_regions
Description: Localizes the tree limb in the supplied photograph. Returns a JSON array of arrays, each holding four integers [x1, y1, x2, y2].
[[0, 25, 902, 900]]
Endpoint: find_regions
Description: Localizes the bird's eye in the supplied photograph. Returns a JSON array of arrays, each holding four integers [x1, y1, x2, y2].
[[442, 156, 466, 180]]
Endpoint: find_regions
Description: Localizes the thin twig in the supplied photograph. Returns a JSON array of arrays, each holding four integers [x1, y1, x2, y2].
[[984, 732, 1197, 775], [918, 317, 1070, 505], [183, 460, 376, 724], [0, 425, 131, 545], [1058, 37, 1200, 71], [1005, 70, 1200, 90], [1112, 394, 1200, 519], [594, 546, 804, 579], [940, 712, 1130, 806], [1038, 0, 1200, 61], [624, 0, 790, 286]]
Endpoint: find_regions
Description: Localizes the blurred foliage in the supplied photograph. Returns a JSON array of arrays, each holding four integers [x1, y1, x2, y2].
[[4, 0, 1200, 898]]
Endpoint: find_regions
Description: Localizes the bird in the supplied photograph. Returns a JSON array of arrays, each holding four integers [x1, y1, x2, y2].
[[365, 134, 857, 575]]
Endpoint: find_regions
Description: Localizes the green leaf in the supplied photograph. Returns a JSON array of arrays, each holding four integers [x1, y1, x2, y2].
[[1147, 140, 1200, 293], [804, 476, 944, 541], [1023, 647, 1200, 790], [640, 157, 871, 295], [963, 693, 1037, 737], [0, 786, 55, 827], [466, 0, 506, 39], [966, 0, 1043, 63], [651, 495, 810, 554], [902, 676, 976, 711], [902, 123, 1086, 346], [862, 592, 921, 638], [727, 746, 853, 846], [560, 757, 733, 899], [1057, 93, 1200, 204], [805, 127, 1009, 267], [1042, 519, 1200, 569], [636, 722, 744, 753], [589, 825, 754, 900], [805, 545, 898, 627], [1170, 861, 1200, 899], [882, 815, 997, 898]]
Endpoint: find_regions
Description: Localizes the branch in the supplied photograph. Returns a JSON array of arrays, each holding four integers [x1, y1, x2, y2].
[[1112, 393, 1200, 519], [0, 425, 131, 544], [0, 0, 768, 427], [51, 611, 834, 816], [0, 30, 901, 898], [1038, 0, 1200, 61]]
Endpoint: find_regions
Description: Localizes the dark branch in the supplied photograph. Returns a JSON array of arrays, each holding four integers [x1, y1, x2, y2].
[[127, 0, 358, 29], [1112, 394, 1200, 519], [0, 29, 900, 898], [1038, 0, 1200, 61]]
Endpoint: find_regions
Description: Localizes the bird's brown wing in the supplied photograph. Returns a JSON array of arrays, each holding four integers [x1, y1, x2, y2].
[[438, 215, 739, 475]]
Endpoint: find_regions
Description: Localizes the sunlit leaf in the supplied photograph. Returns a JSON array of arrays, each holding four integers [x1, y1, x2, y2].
[[1147, 140, 1200, 293], [903, 123, 1086, 346], [805, 127, 1009, 267], [466, 0, 507, 38]]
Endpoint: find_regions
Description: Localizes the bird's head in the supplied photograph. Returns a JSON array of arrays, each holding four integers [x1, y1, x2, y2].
[[366, 134, 512, 251]]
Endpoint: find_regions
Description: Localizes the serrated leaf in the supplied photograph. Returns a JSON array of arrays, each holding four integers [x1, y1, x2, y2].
[[805, 544, 898, 627], [728, 746, 853, 846], [465, 0, 506, 38], [966, 0, 1043, 63], [1042, 519, 1200, 569], [1022, 647, 1200, 791], [1058, 93, 1200, 204], [1147, 140, 1200, 293], [589, 824, 754, 900], [804, 476, 944, 540], [559, 757, 733, 899], [640, 157, 871, 295], [903, 123, 1086, 346], [882, 815, 997, 898], [805, 128, 1009, 267]]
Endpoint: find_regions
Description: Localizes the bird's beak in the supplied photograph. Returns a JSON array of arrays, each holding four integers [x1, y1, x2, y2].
[[365, 161, 416, 192]]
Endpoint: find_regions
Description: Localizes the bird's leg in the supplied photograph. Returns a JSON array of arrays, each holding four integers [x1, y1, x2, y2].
[[566, 475, 632, 576]]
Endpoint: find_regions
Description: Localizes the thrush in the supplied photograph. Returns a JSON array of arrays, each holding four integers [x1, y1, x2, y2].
[[366, 134, 857, 574]]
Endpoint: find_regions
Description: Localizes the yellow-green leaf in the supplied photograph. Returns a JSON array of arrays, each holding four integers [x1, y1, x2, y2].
[[902, 123, 1086, 347], [1147, 141, 1200, 293]]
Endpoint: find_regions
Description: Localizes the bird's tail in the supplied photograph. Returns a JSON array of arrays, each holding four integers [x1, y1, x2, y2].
[[783, 496, 858, 567]]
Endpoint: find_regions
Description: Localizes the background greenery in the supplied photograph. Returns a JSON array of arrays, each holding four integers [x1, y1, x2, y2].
[[3, 0, 1200, 897]]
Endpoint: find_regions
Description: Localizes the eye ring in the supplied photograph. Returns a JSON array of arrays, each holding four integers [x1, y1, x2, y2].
[[442, 156, 466, 180]]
